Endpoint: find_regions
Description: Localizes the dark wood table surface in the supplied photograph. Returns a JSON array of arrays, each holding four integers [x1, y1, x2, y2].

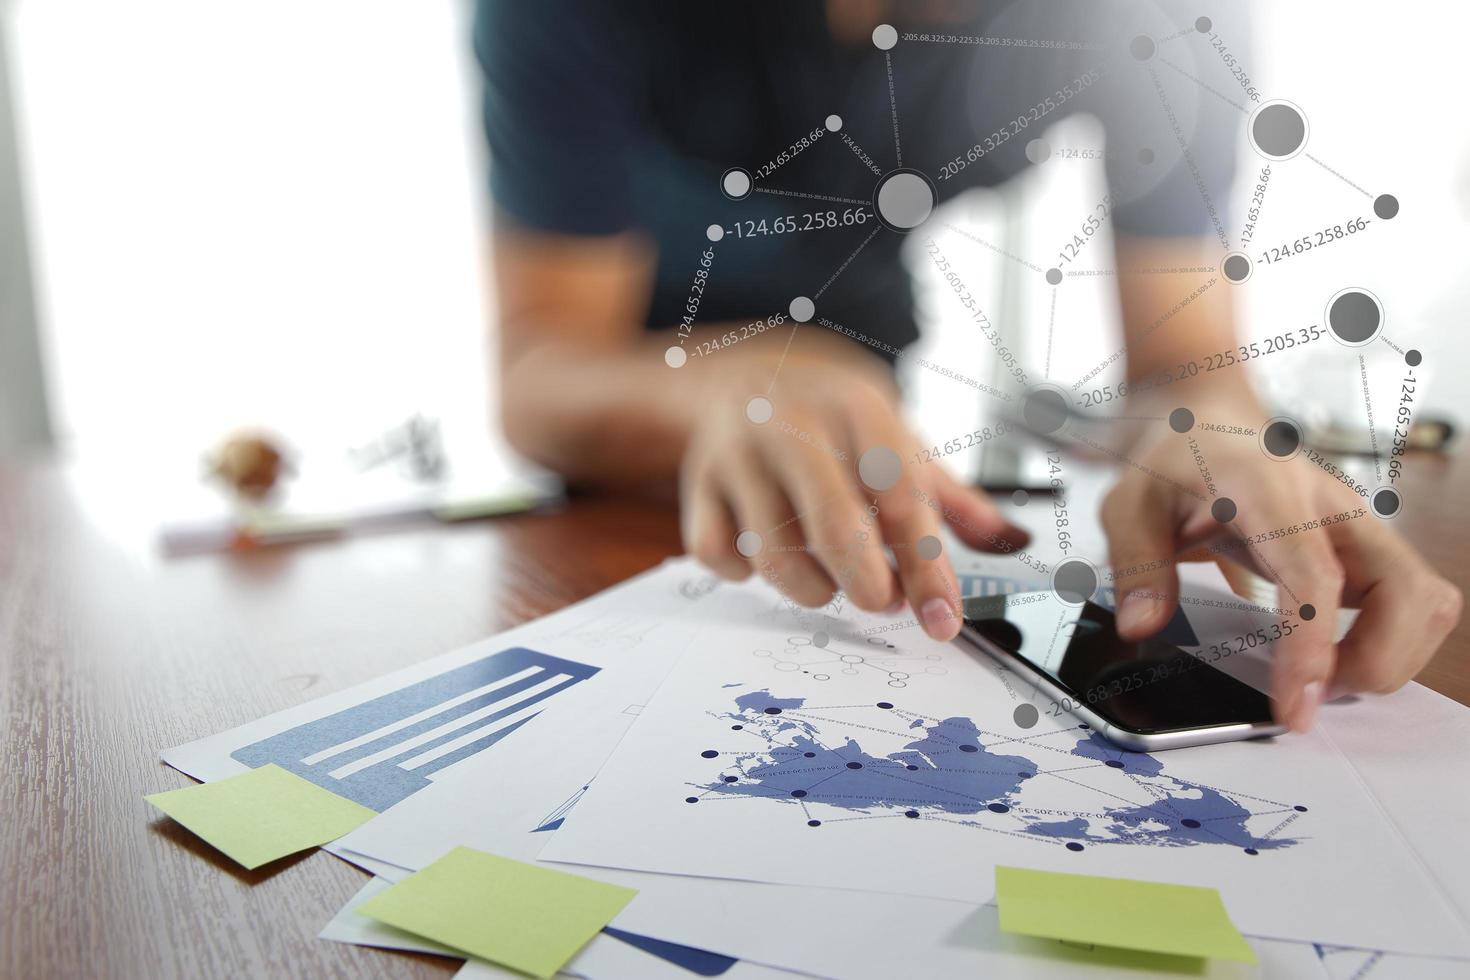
[[3, 451, 1468, 978]]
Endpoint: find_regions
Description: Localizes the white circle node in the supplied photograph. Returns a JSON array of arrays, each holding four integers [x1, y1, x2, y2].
[[874, 171, 934, 230], [664, 346, 687, 369], [706, 224, 724, 242], [872, 24, 898, 50], [745, 396, 774, 425], [734, 529, 764, 558], [825, 114, 843, 132], [789, 296, 815, 322], [721, 168, 753, 199]]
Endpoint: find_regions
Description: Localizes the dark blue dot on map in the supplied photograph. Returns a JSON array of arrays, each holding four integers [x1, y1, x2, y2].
[[731, 724, 743, 730], [1019, 772, 1033, 779], [1078, 723, 1090, 729], [877, 702, 894, 709], [1105, 760, 1124, 769], [685, 797, 699, 803], [1182, 818, 1201, 828], [906, 764, 919, 771], [1244, 848, 1259, 855], [960, 744, 978, 753], [905, 810, 920, 818], [808, 820, 821, 827], [791, 789, 808, 798], [847, 762, 864, 770], [804, 752, 816, 758], [1294, 805, 1308, 812], [701, 750, 718, 758], [1066, 842, 1085, 851], [723, 775, 738, 783], [765, 707, 783, 715], [988, 803, 1010, 814]]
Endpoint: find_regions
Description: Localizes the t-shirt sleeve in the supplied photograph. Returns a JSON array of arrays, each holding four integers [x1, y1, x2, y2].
[[474, 0, 643, 235], [1105, 4, 1251, 240]]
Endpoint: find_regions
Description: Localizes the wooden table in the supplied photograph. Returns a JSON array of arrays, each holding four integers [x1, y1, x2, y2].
[[3, 452, 1467, 978]]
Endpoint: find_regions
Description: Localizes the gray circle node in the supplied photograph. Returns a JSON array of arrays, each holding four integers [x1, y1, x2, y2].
[[664, 346, 687, 369], [1011, 489, 1030, 507], [1014, 703, 1040, 728], [1222, 251, 1252, 283], [1406, 349, 1422, 367], [874, 170, 935, 230], [789, 296, 815, 322], [1025, 138, 1051, 164], [1211, 497, 1237, 524], [1138, 147, 1155, 164], [1023, 388, 1069, 435], [721, 168, 753, 199], [825, 114, 843, 133], [1130, 34, 1156, 60], [1053, 559, 1099, 605], [872, 24, 898, 50], [745, 395, 773, 425], [1326, 289, 1383, 346], [813, 631, 829, 648], [706, 224, 725, 242], [1195, 16, 1213, 32], [734, 529, 764, 558], [1045, 267, 1063, 285], [858, 447, 903, 492], [916, 535, 942, 561], [1250, 102, 1308, 159], [1371, 487, 1401, 519], [1373, 194, 1399, 220], [1261, 418, 1303, 460], [1169, 408, 1195, 433]]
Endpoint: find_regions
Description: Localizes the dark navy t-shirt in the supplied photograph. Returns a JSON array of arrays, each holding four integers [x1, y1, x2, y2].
[[474, 1, 1236, 354]]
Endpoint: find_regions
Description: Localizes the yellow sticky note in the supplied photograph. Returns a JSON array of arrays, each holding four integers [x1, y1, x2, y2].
[[995, 866, 1256, 964], [145, 764, 375, 870], [357, 846, 637, 979]]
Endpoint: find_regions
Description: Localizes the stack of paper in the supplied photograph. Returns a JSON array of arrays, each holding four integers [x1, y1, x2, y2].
[[152, 556, 1470, 978]]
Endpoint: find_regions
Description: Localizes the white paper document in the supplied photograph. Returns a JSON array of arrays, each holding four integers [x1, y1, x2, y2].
[[160, 560, 709, 799], [537, 574, 1470, 958]]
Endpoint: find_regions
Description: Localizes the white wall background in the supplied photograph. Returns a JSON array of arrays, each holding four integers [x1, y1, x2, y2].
[[7, 0, 493, 466]]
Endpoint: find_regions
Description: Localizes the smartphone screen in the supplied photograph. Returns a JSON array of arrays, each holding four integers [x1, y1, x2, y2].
[[961, 593, 1276, 735]]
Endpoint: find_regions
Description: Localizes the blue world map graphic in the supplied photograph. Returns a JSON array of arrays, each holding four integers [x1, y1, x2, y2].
[[689, 690, 1306, 854]]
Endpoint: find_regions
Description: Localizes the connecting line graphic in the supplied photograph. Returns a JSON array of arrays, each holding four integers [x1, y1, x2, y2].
[[1145, 65, 1230, 250], [1158, 56, 1246, 114], [942, 222, 1044, 273], [1044, 286, 1058, 377], [884, 51, 902, 166], [815, 225, 884, 299], [753, 185, 870, 207], [1359, 354, 1384, 483], [1304, 153, 1374, 199], [667, 14, 1416, 642]]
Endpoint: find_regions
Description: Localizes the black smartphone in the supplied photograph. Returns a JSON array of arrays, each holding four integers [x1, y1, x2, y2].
[[956, 593, 1286, 750]]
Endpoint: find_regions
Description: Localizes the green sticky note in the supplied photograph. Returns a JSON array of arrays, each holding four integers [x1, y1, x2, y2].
[[995, 865, 1256, 964], [357, 846, 637, 979], [145, 764, 375, 870]]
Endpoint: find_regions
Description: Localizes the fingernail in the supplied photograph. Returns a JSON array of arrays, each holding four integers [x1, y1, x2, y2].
[[921, 598, 957, 640], [1115, 590, 1154, 636], [1293, 680, 1325, 733]]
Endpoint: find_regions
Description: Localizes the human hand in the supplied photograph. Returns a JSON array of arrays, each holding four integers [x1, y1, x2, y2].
[[680, 353, 1029, 640], [1101, 391, 1462, 732]]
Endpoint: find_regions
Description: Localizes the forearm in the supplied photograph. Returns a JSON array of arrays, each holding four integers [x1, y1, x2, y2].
[[500, 321, 889, 486], [1115, 235, 1252, 400]]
